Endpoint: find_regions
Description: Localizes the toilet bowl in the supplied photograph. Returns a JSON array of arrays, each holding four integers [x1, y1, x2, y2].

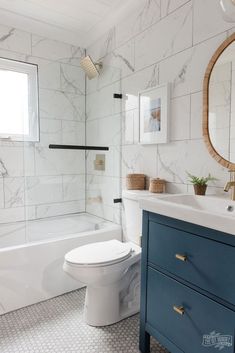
[[63, 239, 141, 326], [63, 190, 152, 326]]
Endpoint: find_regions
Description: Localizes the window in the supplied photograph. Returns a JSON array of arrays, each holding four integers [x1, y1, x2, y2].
[[0, 58, 39, 142]]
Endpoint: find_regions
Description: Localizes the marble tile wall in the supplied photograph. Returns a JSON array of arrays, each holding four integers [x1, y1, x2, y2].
[[86, 0, 235, 223], [0, 25, 86, 230]]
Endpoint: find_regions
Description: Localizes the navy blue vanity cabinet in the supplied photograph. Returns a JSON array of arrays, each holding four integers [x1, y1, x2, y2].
[[139, 211, 235, 353]]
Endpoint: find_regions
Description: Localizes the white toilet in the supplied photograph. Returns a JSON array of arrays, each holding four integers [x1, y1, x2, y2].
[[63, 190, 151, 327]]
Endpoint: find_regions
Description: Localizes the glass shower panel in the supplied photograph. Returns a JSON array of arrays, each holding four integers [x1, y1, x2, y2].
[[85, 67, 122, 224]]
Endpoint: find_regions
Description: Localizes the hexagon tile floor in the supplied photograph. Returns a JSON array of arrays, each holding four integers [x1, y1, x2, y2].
[[0, 288, 169, 353]]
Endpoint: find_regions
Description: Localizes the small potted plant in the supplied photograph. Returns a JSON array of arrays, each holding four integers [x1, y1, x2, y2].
[[187, 172, 217, 196]]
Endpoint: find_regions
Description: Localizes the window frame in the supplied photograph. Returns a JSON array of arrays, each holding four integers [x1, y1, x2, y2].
[[0, 57, 39, 142]]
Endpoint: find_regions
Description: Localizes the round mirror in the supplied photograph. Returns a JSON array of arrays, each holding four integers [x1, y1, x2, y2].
[[203, 33, 235, 169]]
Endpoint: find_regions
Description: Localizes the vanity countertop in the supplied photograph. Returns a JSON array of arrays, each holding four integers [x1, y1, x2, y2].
[[139, 194, 235, 236]]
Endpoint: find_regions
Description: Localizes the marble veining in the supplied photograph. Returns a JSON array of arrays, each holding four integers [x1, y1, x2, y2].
[[163, 3, 192, 59], [134, 0, 161, 34], [0, 24, 86, 236], [146, 64, 159, 89], [0, 159, 8, 177], [113, 51, 135, 73], [172, 48, 195, 91], [60, 66, 83, 95], [85, 0, 233, 222], [0, 28, 15, 42]]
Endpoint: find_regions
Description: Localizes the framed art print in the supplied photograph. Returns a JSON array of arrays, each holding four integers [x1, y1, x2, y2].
[[139, 83, 170, 144]]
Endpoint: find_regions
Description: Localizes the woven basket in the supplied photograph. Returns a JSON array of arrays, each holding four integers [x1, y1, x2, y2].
[[126, 174, 146, 190], [149, 178, 166, 193]]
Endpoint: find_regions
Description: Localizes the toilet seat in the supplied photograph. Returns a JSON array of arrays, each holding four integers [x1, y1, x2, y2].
[[65, 240, 133, 267]]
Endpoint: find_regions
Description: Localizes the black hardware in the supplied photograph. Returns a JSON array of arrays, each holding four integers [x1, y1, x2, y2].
[[113, 93, 123, 99], [49, 144, 109, 151], [113, 198, 122, 203]]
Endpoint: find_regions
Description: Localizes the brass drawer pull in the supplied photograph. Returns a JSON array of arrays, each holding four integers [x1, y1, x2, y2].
[[175, 254, 187, 262], [173, 305, 185, 315]]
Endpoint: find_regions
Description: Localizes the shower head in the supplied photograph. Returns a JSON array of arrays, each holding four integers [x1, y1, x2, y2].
[[80, 55, 102, 79]]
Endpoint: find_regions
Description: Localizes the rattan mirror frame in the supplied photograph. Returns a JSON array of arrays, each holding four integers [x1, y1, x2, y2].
[[203, 32, 235, 170]]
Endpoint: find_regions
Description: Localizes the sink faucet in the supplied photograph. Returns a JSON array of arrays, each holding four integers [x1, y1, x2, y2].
[[224, 170, 235, 201]]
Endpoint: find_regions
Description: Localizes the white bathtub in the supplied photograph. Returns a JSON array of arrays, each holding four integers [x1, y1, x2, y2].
[[0, 213, 122, 315]]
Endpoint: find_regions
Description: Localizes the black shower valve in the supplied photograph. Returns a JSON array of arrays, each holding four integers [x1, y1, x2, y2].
[[113, 93, 123, 99], [113, 198, 122, 204]]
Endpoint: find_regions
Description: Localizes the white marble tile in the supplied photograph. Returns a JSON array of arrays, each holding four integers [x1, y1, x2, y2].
[[190, 91, 203, 139], [115, 0, 161, 48], [121, 144, 158, 178], [86, 114, 122, 147], [112, 40, 135, 78], [166, 183, 188, 194], [39, 119, 62, 146], [165, 181, 188, 194], [157, 140, 190, 184], [62, 175, 85, 202], [29, 56, 61, 90], [86, 40, 134, 95], [25, 176, 63, 206], [36, 200, 85, 219], [122, 110, 135, 145], [0, 147, 24, 177], [86, 81, 121, 120], [161, 0, 190, 17], [25, 206, 37, 221], [87, 28, 116, 62], [62, 121, 85, 145], [86, 63, 121, 96], [0, 28, 87, 225], [0, 48, 28, 62], [121, 63, 160, 112], [23, 145, 36, 177], [86, 175, 120, 208], [32, 35, 85, 64], [0, 25, 31, 55], [157, 139, 227, 186], [86, 202, 120, 223], [39, 89, 85, 121], [0, 207, 26, 224], [4, 177, 25, 208], [193, 0, 234, 45], [60, 64, 85, 95], [135, 2, 192, 71], [170, 95, 190, 141], [0, 179, 4, 208], [35, 147, 85, 176], [159, 32, 226, 98]]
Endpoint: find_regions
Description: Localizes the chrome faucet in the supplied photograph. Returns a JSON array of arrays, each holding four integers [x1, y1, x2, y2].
[[224, 170, 235, 201]]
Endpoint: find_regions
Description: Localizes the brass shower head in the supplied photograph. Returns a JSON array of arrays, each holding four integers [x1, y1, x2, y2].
[[80, 55, 102, 80]]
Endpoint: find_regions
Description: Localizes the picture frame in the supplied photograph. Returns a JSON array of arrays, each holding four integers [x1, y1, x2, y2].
[[139, 83, 170, 145]]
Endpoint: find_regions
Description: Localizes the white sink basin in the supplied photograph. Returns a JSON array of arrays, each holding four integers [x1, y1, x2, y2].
[[139, 194, 235, 235]]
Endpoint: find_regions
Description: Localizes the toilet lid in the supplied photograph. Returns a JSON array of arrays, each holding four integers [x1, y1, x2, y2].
[[65, 240, 132, 266]]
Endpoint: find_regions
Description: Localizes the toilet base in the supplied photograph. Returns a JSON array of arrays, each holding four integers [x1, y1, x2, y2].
[[84, 261, 140, 326]]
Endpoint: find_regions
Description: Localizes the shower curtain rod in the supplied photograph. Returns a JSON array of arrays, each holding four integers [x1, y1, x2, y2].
[[49, 144, 109, 151]]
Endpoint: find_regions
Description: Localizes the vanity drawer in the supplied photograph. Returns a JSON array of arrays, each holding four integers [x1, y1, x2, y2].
[[146, 268, 235, 353], [148, 222, 235, 306]]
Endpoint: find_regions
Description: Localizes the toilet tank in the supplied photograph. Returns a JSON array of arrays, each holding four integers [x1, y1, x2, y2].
[[122, 190, 152, 245]]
